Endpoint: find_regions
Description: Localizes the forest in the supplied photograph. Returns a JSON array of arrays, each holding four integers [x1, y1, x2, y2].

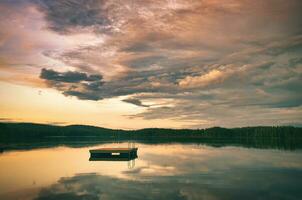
[[1, 122, 301, 140], [1, 123, 302, 151]]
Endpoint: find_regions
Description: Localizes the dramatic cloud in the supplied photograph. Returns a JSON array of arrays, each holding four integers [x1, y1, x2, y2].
[[40, 68, 102, 83], [34, 0, 111, 34], [1, 0, 302, 128], [40, 68, 104, 100], [122, 98, 149, 107], [179, 69, 225, 88]]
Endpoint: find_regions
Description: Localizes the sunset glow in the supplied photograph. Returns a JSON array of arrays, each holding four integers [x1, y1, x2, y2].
[[0, 0, 301, 129]]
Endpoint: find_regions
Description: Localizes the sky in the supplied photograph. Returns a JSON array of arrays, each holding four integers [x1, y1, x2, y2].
[[0, 0, 301, 129]]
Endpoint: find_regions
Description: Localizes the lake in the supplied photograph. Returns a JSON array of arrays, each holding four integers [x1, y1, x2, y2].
[[1, 142, 302, 200]]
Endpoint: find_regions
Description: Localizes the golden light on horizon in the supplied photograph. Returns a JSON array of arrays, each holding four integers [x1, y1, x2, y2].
[[0, 0, 301, 128]]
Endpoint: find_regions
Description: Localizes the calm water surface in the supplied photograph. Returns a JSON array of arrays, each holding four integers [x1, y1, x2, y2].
[[1, 142, 302, 200]]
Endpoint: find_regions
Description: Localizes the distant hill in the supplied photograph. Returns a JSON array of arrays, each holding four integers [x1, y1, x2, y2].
[[1, 123, 302, 151], [0, 122, 301, 140]]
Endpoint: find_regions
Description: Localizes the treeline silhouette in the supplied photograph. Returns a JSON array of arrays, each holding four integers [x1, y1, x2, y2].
[[1, 123, 301, 140], [0, 123, 301, 151]]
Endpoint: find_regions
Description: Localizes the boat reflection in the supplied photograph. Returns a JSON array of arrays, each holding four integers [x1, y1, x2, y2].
[[89, 155, 137, 161]]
